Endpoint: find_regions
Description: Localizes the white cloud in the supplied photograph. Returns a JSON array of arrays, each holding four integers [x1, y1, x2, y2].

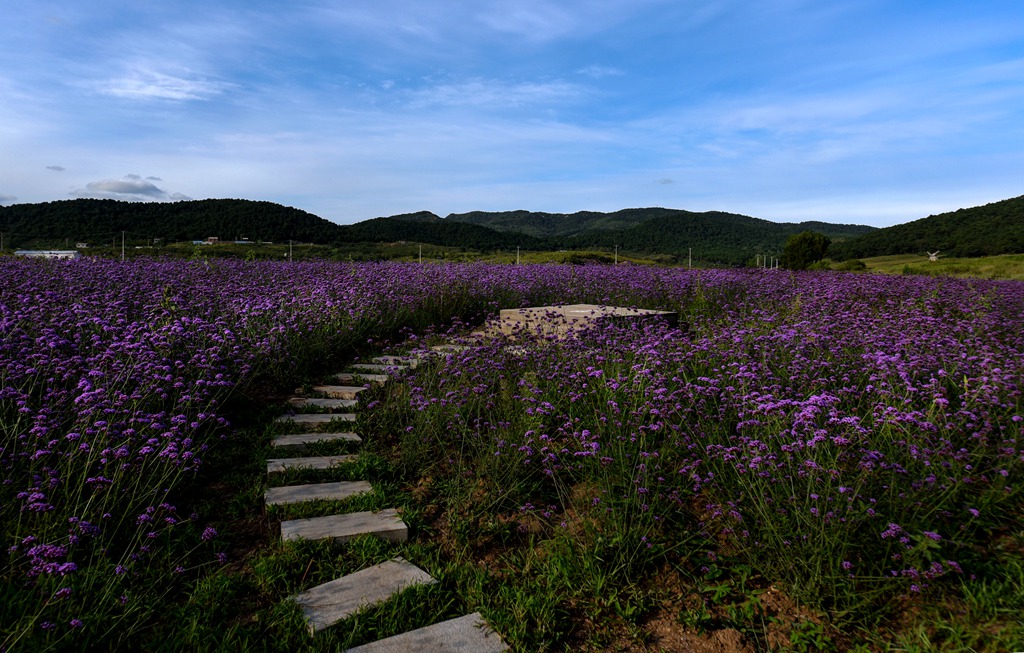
[[73, 175, 191, 201], [475, 2, 577, 41], [0, 194, 17, 204], [577, 65, 624, 79], [98, 69, 230, 101], [407, 78, 582, 109]]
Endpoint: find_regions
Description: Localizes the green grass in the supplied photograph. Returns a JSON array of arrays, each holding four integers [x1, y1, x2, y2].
[[832, 253, 1024, 280]]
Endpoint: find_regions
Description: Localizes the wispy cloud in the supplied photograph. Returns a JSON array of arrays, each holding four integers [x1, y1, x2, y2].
[[577, 65, 624, 79], [98, 69, 230, 101], [406, 78, 583, 109], [0, 194, 17, 205], [46, 165, 65, 172]]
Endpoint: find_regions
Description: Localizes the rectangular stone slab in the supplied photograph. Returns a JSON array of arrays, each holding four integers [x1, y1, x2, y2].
[[312, 385, 368, 399], [344, 612, 509, 653], [265, 480, 373, 506], [293, 558, 436, 634], [275, 413, 357, 427], [267, 455, 357, 473], [272, 432, 361, 447], [333, 372, 389, 385], [430, 344, 470, 353], [281, 509, 407, 543], [372, 355, 420, 369], [287, 397, 359, 410], [350, 363, 407, 372]]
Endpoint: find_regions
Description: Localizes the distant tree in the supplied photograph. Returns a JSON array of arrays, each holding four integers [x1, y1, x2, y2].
[[782, 231, 831, 270]]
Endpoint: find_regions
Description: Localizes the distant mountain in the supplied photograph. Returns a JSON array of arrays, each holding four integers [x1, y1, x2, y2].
[[828, 195, 1024, 260], [567, 210, 875, 265], [446, 208, 680, 238], [2, 197, 879, 265], [447, 207, 875, 264], [338, 215, 544, 250]]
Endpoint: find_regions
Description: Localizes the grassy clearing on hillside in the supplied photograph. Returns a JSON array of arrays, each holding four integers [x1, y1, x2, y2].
[[834, 253, 1024, 281]]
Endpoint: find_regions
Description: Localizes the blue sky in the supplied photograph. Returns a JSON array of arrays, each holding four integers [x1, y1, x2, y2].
[[1, 1, 1022, 227]]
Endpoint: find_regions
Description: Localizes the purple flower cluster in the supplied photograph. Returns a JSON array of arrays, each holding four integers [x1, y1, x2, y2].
[[402, 268, 1024, 600]]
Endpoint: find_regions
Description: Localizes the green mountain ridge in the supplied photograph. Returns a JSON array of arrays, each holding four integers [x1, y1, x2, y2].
[[6, 195, 1022, 265], [828, 195, 1024, 260]]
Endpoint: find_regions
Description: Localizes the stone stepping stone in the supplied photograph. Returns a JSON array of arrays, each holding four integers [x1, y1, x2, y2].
[[276, 413, 357, 427], [265, 480, 373, 506], [429, 344, 470, 354], [292, 558, 436, 635], [350, 363, 407, 373], [267, 455, 357, 473], [281, 509, 407, 543], [272, 432, 361, 448], [312, 385, 368, 399], [344, 612, 509, 653], [372, 355, 421, 369], [333, 372, 389, 385], [287, 397, 359, 410]]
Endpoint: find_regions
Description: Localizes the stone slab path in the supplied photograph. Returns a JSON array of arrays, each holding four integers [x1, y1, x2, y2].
[[312, 385, 368, 399], [264, 353, 508, 649], [333, 372, 389, 385], [271, 432, 361, 447], [287, 397, 359, 410], [344, 612, 510, 653], [372, 355, 421, 369], [265, 480, 372, 506], [350, 363, 407, 373], [276, 413, 357, 426], [280, 508, 408, 543], [293, 558, 436, 635], [267, 455, 357, 473]]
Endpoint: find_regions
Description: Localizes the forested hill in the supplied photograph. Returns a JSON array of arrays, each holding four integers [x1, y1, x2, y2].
[[340, 215, 544, 250], [0, 198, 343, 244], [828, 195, 1024, 260], [446, 207, 877, 243], [446, 208, 681, 238], [565, 211, 875, 264], [0, 199, 547, 251]]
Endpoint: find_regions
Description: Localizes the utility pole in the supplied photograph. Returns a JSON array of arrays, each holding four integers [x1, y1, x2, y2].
[[419, 245, 423, 264], [614, 245, 618, 265], [121, 231, 125, 261], [516, 246, 520, 265], [688, 248, 692, 268], [289, 239, 293, 262]]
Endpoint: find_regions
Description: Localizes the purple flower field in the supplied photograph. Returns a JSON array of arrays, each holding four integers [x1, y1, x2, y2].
[[2, 257, 1022, 648]]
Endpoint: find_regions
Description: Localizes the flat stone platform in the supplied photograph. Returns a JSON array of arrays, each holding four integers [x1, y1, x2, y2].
[[494, 303, 678, 338], [293, 558, 436, 634], [281, 509, 408, 543], [344, 612, 509, 652]]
